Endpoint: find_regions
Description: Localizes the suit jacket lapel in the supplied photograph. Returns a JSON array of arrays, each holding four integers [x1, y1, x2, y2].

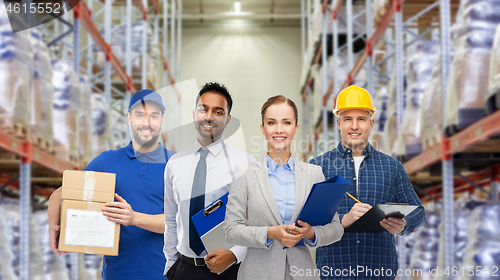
[[255, 157, 283, 225], [291, 159, 308, 223]]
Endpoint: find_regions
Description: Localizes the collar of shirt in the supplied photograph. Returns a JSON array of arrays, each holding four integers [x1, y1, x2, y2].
[[193, 136, 225, 157], [266, 153, 295, 173], [125, 141, 164, 160], [336, 141, 375, 158]]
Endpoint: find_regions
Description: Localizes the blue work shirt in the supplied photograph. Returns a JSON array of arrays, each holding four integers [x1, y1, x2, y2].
[[309, 142, 425, 280], [264, 154, 316, 246], [84, 142, 176, 280]]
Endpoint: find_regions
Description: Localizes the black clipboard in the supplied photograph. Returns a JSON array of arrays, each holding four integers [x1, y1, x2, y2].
[[344, 203, 418, 233]]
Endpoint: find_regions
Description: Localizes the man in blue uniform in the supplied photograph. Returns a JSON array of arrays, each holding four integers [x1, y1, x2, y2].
[[48, 89, 175, 280]]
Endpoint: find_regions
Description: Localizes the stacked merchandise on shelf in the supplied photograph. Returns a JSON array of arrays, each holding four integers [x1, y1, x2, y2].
[[461, 202, 500, 279], [372, 0, 391, 24], [395, 41, 439, 161], [486, 24, 500, 113], [310, 2, 366, 43], [0, 197, 45, 279], [452, 200, 487, 271], [432, 199, 487, 280], [149, 43, 163, 90], [372, 0, 387, 17], [52, 60, 82, 163], [312, 53, 366, 126], [30, 28, 54, 151], [312, 60, 329, 140], [0, 7, 33, 136], [0, 199, 17, 279], [300, 26, 318, 90], [79, 76, 93, 167], [93, 22, 154, 80], [405, 233, 417, 270], [300, 2, 366, 93], [33, 207, 70, 280], [92, 94, 112, 158], [48, 44, 61, 61], [300, 29, 316, 89], [383, 62, 406, 157], [395, 232, 418, 272], [313, 56, 340, 123], [111, 110, 128, 150], [62, 254, 89, 280], [408, 211, 441, 280], [444, 0, 500, 136], [419, 48, 453, 151], [370, 86, 389, 153]]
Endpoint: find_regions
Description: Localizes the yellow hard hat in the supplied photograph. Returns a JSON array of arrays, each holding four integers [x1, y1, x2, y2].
[[333, 85, 377, 118]]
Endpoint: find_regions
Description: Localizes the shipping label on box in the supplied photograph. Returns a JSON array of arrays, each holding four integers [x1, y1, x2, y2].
[[65, 209, 115, 248], [59, 200, 120, 256]]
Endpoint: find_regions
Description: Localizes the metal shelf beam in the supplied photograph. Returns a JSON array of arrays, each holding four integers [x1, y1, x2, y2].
[[0, 130, 79, 173], [419, 165, 500, 203], [403, 109, 500, 175]]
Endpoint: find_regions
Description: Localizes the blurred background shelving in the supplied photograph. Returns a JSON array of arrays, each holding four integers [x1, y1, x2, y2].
[[1, 0, 500, 279], [300, 0, 500, 278], [0, 0, 180, 279]]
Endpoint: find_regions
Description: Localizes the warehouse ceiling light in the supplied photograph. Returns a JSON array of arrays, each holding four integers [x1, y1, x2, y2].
[[234, 1, 241, 13]]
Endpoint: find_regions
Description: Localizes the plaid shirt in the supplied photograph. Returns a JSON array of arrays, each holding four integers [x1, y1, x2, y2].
[[309, 142, 425, 280]]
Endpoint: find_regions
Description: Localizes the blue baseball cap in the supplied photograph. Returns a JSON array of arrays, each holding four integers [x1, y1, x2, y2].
[[128, 89, 166, 112]]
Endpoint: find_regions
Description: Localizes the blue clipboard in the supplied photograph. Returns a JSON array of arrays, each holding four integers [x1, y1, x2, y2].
[[291, 175, 351, 247], [191, 192, 232, 253]]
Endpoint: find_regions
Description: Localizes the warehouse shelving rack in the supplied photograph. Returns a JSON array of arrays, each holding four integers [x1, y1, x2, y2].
[[300, 0, 500, 278], [0, 0, 181, 279], [300, 0, 455, 157]]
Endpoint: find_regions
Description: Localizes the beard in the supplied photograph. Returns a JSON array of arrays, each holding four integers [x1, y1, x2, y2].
[[130, 123, 160, 149]]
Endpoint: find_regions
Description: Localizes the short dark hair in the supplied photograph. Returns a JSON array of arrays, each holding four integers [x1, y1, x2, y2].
[[196, 82, 233, 114]]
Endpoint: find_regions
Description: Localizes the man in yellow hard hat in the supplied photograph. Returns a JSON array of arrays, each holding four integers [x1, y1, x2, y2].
[[309, 85, 425, 280]]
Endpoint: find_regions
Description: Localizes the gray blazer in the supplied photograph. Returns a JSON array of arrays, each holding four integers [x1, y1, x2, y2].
[[224, 156, 344, 280]]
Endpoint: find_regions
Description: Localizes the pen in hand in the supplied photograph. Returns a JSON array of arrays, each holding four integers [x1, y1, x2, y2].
[[346, 192, 361, 204]]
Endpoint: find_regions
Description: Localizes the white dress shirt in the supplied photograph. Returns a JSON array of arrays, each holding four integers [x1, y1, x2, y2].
[[164, 137, 254, 273]]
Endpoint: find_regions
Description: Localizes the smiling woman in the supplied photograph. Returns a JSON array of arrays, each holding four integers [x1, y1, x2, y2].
[[224, 95, 344, 280], [260, 95, 299, 165]]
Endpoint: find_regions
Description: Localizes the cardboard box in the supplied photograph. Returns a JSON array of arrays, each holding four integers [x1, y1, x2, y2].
[[61, 170, 116, 203], [59, 170, 120, 256]]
